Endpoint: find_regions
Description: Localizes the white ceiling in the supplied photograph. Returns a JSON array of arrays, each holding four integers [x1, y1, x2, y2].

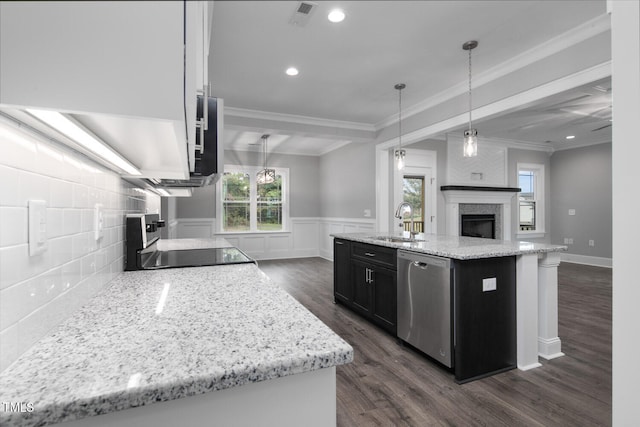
[[210, 1, 610, 155]]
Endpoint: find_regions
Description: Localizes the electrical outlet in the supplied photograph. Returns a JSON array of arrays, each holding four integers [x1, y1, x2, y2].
[[28, 200, 47, 256], [94, 203, 104, 241], [568, 209, 576, 216], [589, 239, 595, 247], [482, 277, 497, 292], [564, 238, 573, 244]]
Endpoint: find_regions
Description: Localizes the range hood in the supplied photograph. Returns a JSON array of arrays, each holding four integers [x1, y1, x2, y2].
[[151, 95, 224, 188]]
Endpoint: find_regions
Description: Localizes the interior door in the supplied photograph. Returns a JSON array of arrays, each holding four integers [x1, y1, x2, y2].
[[394, 166, 434, 235]]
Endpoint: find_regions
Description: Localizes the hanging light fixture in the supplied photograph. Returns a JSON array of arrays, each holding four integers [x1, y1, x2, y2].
[[394, 83, 406, 170], [462, 40, 478, 157], [256, 134, 275, 184]]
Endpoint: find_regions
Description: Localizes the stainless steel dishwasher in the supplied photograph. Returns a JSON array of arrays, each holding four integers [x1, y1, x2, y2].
[[397, 250, 452, 368]]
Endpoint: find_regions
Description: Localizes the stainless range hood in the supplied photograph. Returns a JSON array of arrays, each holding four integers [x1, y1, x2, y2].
[[153, 95, 223, 188]]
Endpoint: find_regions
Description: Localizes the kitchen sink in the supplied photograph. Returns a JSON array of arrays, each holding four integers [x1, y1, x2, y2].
[[373, 236, 426, 243]]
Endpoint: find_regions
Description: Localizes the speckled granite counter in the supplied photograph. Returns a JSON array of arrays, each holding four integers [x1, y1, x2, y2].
[[331, 232, 567, 259], [0, 263, 353, 427]]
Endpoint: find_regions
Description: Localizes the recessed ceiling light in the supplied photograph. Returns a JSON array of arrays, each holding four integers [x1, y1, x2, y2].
[[566, 135, 575, 140], [328, 9, 345, 23], [285, 67, 299, 76]]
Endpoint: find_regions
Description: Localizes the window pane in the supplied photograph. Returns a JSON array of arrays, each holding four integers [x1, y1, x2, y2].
[[257, 175, 282, 201], [223, 203, 250, 232], [223, 172, 250, 201], [257, 204, 282, 231], [519, 171, 534, 200], [257, 175, 283, 231], [403, 176, 424, 233]]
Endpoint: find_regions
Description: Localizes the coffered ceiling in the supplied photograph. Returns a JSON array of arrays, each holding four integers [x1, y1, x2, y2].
[[210, 1, 610, 155]]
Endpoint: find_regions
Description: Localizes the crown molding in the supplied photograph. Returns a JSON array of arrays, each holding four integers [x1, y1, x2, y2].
[[225, 106, 375, 132], [375, 13, 612, 131]]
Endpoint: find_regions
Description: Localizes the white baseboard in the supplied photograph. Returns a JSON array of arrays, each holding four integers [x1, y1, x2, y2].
[[561, 253, 612, 268]]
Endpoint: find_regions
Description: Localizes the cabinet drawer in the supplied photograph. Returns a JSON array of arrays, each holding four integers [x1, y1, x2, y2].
[[351, 242, 397, 268]]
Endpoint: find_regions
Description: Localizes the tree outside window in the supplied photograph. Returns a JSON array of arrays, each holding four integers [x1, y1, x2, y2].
[[219, 166, 288, 233]]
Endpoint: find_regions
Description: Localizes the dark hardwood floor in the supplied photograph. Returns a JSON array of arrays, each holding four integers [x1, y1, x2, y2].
[[258, 258, 612, 426]]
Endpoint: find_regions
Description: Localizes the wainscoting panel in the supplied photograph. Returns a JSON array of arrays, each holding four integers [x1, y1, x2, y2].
[[319, 218, 376, 261], [171, 217, 374, 261], [175, 219, 215, 239]]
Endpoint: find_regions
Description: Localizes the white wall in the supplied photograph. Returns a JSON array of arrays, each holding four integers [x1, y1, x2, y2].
[[0, 117, 156, 371]]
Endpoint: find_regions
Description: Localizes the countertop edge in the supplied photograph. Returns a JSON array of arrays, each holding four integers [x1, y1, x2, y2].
[[331, 233, 567, 260]]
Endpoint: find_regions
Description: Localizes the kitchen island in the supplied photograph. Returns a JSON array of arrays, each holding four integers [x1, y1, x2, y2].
[[0, 240, 353, 427], [332, 232, 566, 374]]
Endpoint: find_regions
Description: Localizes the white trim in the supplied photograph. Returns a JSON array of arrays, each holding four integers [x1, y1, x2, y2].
[[375, 61, 611, 153], [216, 164, 290, 234], [442, 190, 517, 241], [517, 162, 546, 235], [375, 14, 611, 130], [225, 106, 375, 132], [561, 253, 612, 268], [319, 218, 376, 261]]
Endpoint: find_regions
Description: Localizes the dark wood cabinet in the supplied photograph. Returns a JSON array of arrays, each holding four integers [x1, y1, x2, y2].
[[334, 240, 397, 335], [452, 256, 517, 383], [333, 238, 516, 383], [333, 239, 352, 303]]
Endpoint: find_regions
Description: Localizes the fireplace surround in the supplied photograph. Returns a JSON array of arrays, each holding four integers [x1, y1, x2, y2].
[[441, 185, 520, 241]]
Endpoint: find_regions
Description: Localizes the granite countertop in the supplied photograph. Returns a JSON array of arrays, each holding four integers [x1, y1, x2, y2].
[[0, 262, 353, 426], [332, 232, 567, 260]]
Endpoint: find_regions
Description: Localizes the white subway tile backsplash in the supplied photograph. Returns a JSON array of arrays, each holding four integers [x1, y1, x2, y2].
[[0, 207, 28, 246], [0, 244, 31, 290], [46, 208, 65, 239], [50, 178, 74, 208], [0, 324, 19, 372], [19, 170, 50, 207], [64, 209, 83, 236], [1, 118, 159, 371], [73, 183, 89, 209]]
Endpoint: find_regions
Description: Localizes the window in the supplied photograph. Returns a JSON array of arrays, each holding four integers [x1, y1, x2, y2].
[[517, 163, 545, 235], [218, 165, 289, 233], [402, 175, 425, 233]]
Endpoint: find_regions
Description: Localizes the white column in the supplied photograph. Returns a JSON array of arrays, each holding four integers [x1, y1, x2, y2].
[[516, 253, 542, 370], [538, 252, 564, 359]]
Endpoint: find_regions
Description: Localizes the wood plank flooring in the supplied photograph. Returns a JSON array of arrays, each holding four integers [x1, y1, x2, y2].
[[258, 258, 611, 426]]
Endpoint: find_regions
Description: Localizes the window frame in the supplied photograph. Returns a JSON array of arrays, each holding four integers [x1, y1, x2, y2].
[[216, 165, 290, 234], [516, 162, 545, 238]]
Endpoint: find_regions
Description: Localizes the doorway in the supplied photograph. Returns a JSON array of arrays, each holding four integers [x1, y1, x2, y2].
[[392, 149, 436, 235]]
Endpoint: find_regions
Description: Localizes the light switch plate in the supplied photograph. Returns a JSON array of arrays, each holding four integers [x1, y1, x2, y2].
[[28, 200, 47, 256], [94, 203, 104, 241], [482, 277, 497, 292]]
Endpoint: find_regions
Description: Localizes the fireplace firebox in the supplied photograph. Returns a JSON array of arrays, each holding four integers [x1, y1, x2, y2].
[[461, 214, 496, 239]]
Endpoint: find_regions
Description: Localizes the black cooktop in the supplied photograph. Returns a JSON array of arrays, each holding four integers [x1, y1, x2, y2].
[[141, 247, 254, 270]]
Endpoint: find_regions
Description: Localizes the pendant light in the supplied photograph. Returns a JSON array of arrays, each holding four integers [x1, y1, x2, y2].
[[462, 40, 478, 157], [394, 83, 406, 170], [256, 134, 275, 184]]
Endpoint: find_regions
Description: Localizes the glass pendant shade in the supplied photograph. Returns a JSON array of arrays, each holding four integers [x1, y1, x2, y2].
[[394, 83, 406, 170], [256, 168, 275, 184], [463, 129, 478, 157], [256, 134, 275, 184], [462, 40, 479, 157], [395, 148, 406, 170]]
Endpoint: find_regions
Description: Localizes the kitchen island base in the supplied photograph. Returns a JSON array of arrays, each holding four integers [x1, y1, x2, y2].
[[56, 368, 337, 427]]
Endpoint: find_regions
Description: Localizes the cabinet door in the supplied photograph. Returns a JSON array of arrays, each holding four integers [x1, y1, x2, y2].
[[350, 260, 373, 317], [333, 239, 352, 302], [371, 266, 397, 334]]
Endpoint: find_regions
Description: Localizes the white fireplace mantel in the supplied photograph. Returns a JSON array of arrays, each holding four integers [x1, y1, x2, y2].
[[442, 186, 520, 241]]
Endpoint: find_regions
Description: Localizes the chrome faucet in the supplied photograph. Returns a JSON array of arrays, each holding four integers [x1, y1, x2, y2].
[[395, 202, 417, 238]]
